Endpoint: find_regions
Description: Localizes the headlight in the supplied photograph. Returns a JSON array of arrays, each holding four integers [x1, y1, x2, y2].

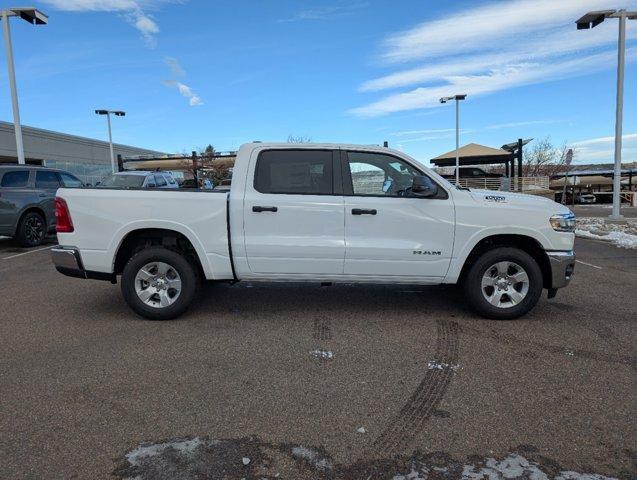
[[550, 212, 576, 232]]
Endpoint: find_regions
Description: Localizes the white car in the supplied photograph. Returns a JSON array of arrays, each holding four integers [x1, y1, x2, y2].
[[51, 143, 576, 320], [97, 171, 178, 189]]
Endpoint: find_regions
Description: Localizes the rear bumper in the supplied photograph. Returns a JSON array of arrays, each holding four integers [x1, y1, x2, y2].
[[51, 247, 115, 282], [547, 250, 575, 289]]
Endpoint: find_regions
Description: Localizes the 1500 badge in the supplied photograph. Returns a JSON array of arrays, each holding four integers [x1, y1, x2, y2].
[[413, 250, 442, 255]]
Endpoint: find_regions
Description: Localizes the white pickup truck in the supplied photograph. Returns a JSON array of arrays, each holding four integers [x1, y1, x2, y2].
[[51, 143, 576, 320]]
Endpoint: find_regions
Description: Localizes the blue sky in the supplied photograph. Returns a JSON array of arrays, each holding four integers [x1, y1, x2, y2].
[[1, 0, 636, 165]]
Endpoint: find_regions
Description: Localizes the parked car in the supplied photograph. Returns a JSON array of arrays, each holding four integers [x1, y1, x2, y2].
[[0, 165, 83, 247], [52, 142, 576, 321], [575, 193, 596, 204], [441, 167, 504, 180], [97, 171, 178, 189]]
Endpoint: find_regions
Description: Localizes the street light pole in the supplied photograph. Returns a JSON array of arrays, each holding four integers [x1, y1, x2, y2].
[[95, 110, 126, 174], [1, 8, 48, 165], [106, 113, 115, 173], [2, 10, 24, 164], [576, 9, 636, 221], [455, 97, 460, 185], [440, 94, 467, 185], [611, 10, 626, 220]]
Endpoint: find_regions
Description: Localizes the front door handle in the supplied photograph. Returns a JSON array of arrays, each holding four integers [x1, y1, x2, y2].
[[252, 206, 278, 213], [351, 208, 377, 215], [39, 193, 46, 197]]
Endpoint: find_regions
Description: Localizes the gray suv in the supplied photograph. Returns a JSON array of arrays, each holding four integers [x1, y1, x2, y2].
[[0, 165, 83, 247]]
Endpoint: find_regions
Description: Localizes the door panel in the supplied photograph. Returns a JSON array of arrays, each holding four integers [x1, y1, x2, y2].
[[243, 149, 345, 275], [342, 151, 454, 278], [345, 196, 454, 277]]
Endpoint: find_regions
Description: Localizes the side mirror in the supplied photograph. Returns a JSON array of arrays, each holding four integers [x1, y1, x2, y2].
[[147, 182, 156, 188], [411, 175, 438, 198]]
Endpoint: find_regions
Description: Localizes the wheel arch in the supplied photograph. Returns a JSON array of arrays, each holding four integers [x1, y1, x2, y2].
[[457, 234, 551, 289], [112, 228, 206, 279]]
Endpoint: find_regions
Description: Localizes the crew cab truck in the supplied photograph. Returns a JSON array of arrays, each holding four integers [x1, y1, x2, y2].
[[51, 143, 576, 320]]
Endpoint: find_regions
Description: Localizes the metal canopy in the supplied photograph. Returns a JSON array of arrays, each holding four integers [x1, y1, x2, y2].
[[430, 143, 513, 167]]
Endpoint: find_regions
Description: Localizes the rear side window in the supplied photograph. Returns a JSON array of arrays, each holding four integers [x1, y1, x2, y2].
[[166, 175, 176, 185], [35, 170, 60, 189], [255, 150, 333, 195], [1, 170, 29, 188]]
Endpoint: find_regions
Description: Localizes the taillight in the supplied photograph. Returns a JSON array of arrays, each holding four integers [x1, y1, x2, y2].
[[55, 197, 74, 233]]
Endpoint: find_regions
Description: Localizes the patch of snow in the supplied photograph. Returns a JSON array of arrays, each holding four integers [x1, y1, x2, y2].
[[427, 360, 460, 372], [126, 437, 207, 466], [310, 349, 334, 360], [291, 446, 332, 471], [356, 427, 366, 434], [242, 457, 250, 465], [393, 465, 429, 480], [575, 217, 637, 249]]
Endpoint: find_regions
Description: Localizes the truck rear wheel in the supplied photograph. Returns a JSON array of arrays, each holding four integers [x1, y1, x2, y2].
[[121, 247, 197, 320], [464, 247, 543, 320]]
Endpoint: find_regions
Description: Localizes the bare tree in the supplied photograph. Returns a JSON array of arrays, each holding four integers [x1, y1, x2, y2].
[[287, 135, 312, 144], [523, 137, 570, 177]]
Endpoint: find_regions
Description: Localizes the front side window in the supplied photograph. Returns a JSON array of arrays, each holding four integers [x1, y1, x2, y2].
[[35, 170, 60, 189], [1, 170, 29, 188], [255, 150, 333, 195], [155, 174, 167, 187], [346, 152, 420, 197]]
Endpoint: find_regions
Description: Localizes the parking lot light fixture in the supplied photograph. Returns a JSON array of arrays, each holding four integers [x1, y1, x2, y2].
[[1, 7, 48, 165], [576, 9, 637, 221], [440, 95, 467, 185], [95, 110, 126, 174]]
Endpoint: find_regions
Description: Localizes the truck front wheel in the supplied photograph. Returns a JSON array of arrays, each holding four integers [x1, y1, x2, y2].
[[121, 247, 197, 320], [464, 247, 543, 320]]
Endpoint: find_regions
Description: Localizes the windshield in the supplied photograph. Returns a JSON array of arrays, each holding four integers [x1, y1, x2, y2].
[[98, 174, 145, 188]]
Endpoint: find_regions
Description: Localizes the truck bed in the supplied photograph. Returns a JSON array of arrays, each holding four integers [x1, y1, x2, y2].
[[56, 187, 234, 280]]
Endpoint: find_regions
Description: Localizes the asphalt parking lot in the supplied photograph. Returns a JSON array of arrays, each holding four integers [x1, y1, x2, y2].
[[0, 235, 635, 479]]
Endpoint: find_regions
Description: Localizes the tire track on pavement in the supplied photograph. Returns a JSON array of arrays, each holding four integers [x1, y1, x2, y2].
[[373, 319, 459, 456]]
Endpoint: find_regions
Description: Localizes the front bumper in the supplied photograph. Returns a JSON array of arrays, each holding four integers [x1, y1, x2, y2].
[[547, 250, 575, 289], [51, 247, 115, 282]]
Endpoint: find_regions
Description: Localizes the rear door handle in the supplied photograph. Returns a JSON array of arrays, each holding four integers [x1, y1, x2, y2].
[[38, 193, 46, 197], [351, 208, 377, 215], [252, 206, 278, 213]]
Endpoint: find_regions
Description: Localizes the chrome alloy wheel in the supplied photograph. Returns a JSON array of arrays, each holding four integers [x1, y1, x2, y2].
[[134, 262, 182, 308], [481, 261, 530, 308]]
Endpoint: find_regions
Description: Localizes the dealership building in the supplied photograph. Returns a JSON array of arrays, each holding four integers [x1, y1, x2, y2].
[[0, 120, 164, 185]]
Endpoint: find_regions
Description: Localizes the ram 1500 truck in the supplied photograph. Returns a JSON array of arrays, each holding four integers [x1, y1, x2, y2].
[[51, 143, 576, 320]]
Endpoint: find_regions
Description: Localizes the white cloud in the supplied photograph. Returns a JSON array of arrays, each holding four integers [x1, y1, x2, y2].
[[279, 2, 367, 22], [380, 0, 635, 64], [571, 133, 637, 146], [164, 80, 203, 107], [41, 0, 172, 47], [570, 133, 637, 163], [352, 0, 637, 117], [164, 56, 186, 77]]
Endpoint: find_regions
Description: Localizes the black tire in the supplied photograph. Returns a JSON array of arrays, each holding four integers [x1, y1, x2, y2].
[[16, 211, 46, 247], [121, 247, 198, 320], [463, 247, 543, 320]]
